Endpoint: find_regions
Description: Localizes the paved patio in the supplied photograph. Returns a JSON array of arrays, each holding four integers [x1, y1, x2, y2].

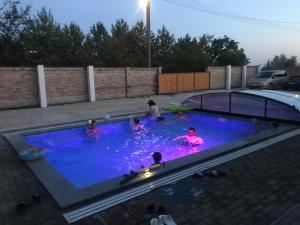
[[1, 90, 300, 225], [1, 129, 300, 225], [0, 89, 236, 133]]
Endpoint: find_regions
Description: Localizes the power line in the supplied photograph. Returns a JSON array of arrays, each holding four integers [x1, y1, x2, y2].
[[161, 0, 300, 25], [190, 0, 248, 18]]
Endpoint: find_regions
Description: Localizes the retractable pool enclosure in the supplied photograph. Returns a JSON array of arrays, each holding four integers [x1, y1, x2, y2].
[[184, 90, 300, 123]]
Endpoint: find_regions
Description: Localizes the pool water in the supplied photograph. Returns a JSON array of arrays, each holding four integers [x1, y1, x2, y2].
[[25, 112, 269, 188]]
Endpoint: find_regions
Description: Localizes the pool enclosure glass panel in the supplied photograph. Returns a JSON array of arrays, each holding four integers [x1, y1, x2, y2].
[[231, 93, 265, 117], [202, 93, 230, 112], [184, 92, 300, 123], [184, 95, 202, 108], [267, 100, 300, 121]]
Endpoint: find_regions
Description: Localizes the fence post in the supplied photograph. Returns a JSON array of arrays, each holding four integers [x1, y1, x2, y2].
[[125, 67, 129, 97], [226, 65, 232, 90], [257, 64, 262, 74], [193, 72, 196, 91], [176, 72, 179, 92], [207, 66, 211, 89], [87, 65, 96, 102], [37, 65, 47, 108], [157, 67, 162, 94], [242, 65, 247, 88]]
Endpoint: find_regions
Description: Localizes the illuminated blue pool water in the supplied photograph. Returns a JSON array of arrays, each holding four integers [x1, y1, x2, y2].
[[25, 112, 269, 188]]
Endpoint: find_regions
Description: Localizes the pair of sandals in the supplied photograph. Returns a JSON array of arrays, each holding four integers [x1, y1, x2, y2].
[[192, 169, 227, 179], [150, 215, 177, 225], [16, 193, 46, 210], [147, 205, 177, 225]]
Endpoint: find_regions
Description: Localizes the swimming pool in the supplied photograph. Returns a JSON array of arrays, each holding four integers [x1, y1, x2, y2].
[[25, 112, 269, 189]]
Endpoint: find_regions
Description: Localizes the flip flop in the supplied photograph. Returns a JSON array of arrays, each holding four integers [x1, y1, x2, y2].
[[161, 187, 174, 196], [192, 190, 204, 197], [150, 218, 164, 225], [158, 215, 177, 225], [192, 171, 204, 179], [205, 169, 227, 177], [145, 204, 156, 219], [16, 200, 34, 210], [32, 193, 46, 203]]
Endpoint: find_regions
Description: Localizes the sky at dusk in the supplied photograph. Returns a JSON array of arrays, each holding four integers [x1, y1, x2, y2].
[[20, 0, 300, 65]]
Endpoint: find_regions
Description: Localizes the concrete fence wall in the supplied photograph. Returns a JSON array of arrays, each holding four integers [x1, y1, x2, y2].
[[0, 65, 262, 110], [93, 67, 158, 100], [45, 67, 89, 105], [209, 65, 259, 89], [231, 67, 242, 88], [209, 66, 226, 89], [127, 68, 158, 97], [288, 67, 300, 76], [247, 66, 259, 81], [94, 68, 126, 100], [0, 66, 159, 110], [0, 67, 39, 109]]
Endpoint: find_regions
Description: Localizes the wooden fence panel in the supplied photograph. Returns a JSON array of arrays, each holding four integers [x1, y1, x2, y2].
[[158, 73, 177, 94], [159, 72, 209, 94], [177, 73, 195, 92], [195, 72, 209, 90]]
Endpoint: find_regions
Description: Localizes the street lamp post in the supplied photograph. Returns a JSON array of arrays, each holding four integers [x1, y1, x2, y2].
[[146, 0, 151, 67]]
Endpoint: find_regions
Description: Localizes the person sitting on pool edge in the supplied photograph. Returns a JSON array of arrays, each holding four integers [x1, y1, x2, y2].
[[147, 100, 165, 121], [130, 116, 146, 132], [86, 120, 100, 137], [252, 117, 260, 128], [270, 121, 279, 128], [173, 127, 204, 146]]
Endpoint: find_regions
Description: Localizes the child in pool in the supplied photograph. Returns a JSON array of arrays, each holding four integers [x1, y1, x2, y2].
[[173, 127, 204, 146], [87, 120, 100, 138], [147, 100, 165, 121], [130, 117, 146, 132], [175, 110, 187, 120]]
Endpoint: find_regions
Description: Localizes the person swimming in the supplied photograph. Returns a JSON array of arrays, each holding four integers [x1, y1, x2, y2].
[[87, 120, 100, 137], [130, 116, 146, 132], [173, 127, 204, 146], [147, 100, 165, 121], [152, 151, 162, 165], [174, 110, 187, 120], [252, 117, 260, 129]]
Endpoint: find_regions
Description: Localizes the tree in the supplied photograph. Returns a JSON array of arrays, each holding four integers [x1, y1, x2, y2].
[[127, 21, 147, 67], [60, 23, 86, 66], [21, 8, 63, 66], [84, 22, 110, 66], [0, 1, 251, 70], [210, 36, 249, 66], [265, 54, 297, 69], [165, 34, 212, 72], [106, 19, 131, 66], [152, 25, 175, 67], [0, 0, 30, 65]]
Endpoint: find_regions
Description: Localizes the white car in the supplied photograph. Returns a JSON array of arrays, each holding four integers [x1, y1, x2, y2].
[[247, 70, 288, 89]]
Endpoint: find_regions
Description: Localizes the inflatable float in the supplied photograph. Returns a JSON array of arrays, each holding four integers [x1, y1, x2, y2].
[[166, 103, 193, 112], [18, 148, 46, 161]]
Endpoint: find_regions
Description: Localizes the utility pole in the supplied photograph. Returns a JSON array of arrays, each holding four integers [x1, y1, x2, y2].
[[146, 0, 151, 67]]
